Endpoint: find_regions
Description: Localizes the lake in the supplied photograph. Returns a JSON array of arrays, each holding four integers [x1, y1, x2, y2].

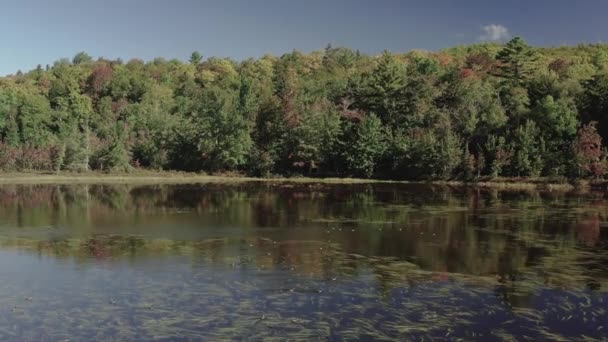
[[0, 182, 606, 341]]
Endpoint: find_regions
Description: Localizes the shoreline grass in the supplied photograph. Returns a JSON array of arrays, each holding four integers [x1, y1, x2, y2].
[[0, 171, 605, 191], [0, 171, 403, 185]]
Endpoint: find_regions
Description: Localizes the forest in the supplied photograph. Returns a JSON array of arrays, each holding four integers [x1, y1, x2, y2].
[[1, 37, 608, 180]]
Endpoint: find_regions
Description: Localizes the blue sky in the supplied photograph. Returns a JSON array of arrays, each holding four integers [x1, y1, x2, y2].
[[1, 0, 607, 75]]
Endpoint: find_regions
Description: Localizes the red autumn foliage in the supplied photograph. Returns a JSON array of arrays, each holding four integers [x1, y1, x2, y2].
[[37, 76, 51, 92], [0, 142, 54, 171], [548, 58, 571, 76], [338, 98, 364, 122], [0, 143, 19, 170], [458, 68, 476, 79], [278, 67, 301, 127], [87, 63, 114, 97], [465, 53, 496, 75], [111, 98, 129, 117], [495, 148, 514, 168], [574, 122, 606, 178], [435, 53, 453, 66]]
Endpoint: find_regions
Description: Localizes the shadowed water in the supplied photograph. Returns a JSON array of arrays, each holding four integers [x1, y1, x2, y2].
[[0, 183, 606, 341]]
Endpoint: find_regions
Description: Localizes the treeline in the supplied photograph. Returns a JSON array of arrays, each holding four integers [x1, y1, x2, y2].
[[1, 38, 608, 180]]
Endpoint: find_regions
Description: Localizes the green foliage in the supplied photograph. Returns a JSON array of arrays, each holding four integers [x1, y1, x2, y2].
[[581, 73, 608, 138], [355, 52, 407, 130], [0, 88, 19, 145], [177, 86, 252, 171], [63, 133, 89, 171], [0, 41, 608, 180], [50, 144, 65, 172], [248, 99, 287, 176], [340, 114, 387, 178], [448, 77, 507, 137], [129, 84, 176, 169], [398, 129, 462, 180], [485, 135, 512, 177], [72, 52, 93, 65], [189, 51, 203, 66], [500, 86, 530, 123], [17, 93, 54, 146], [92, 124, 131, 172], [284, 100, 341, 175], [511, 120, 544, 177], [496, 37, 538, 83], [532, 95, 578, 139]]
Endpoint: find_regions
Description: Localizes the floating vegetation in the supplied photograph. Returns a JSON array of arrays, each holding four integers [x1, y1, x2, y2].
[[0, 183, 606, 340]]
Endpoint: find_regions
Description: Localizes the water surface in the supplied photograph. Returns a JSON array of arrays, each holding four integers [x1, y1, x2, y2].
[[0, 183, 606, 340]]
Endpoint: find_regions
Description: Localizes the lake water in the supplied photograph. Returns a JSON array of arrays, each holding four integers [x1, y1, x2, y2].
[[0, 182, 606, 341]]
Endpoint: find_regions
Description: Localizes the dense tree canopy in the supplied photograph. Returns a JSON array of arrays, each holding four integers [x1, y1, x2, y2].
[[2, 37, 608, 180]]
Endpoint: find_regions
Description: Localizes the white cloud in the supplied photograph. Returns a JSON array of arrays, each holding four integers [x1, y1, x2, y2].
[[479, 24, 510, 41]]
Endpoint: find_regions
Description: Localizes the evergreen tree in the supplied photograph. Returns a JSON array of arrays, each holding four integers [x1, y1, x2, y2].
[[341, 114, 387, 178], [189, 51, 203, 66], [496, 37, 538, 84]]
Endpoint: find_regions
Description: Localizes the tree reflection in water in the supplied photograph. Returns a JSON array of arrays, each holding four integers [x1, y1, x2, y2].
[[0, 183, 606, 340]]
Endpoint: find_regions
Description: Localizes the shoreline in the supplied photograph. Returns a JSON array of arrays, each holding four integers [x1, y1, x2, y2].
[[0, 171, 605, 191], [0, 172, 401, 185]]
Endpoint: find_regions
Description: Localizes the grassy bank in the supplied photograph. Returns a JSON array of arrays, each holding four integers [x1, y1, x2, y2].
[[435, 177, 596, 191], [0, 171, 606, 191], [0, 171, 402, 185]]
